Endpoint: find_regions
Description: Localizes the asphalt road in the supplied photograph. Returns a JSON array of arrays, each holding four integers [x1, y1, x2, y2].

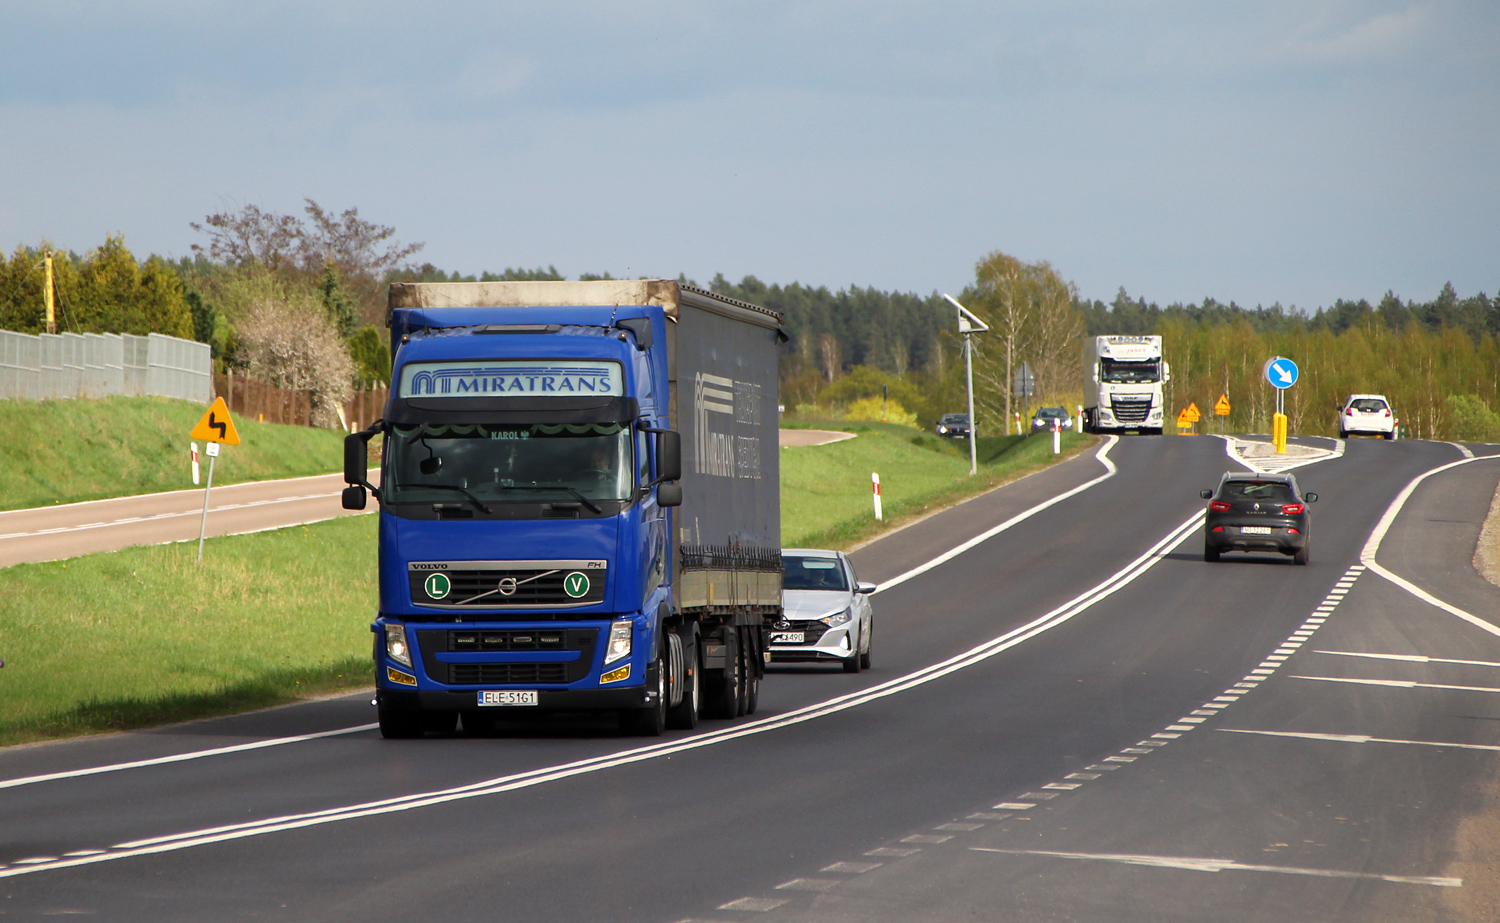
[[3, 434, 1498, 922], [0, 470, 379, 568]]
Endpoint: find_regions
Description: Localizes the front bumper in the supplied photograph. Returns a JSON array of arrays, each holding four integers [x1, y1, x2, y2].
[[769, 625, 855, 663], [378, 685, 649, 714]]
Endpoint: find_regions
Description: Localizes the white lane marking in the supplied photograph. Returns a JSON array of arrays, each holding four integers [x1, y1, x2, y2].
[[902, 834, 953, 844], [970, 847, 1460, 887], [1314, 650, 1500, 669], [0, 509, 1208, 878], [1217, 728, 1500, 752], [1042, 782, 1081, 790], [774, 878, 839, 892], [0, 470, 378, 519], [1360, 454, 1500, 638], [936, 822, 985, 831], [866, 846, 921, 857], [0, 493, 344, 540], [874, 436, 1119, 594], [1290, 675, 1500, 694], [0, 724, 379, 791], [718, 896, 788, 911], [822, 861, 882, 873], [1448, 442, 1477, 459], [993, 802, 1034, 810]]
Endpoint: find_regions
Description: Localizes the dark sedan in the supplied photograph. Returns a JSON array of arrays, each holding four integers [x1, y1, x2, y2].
[[1200, 472, 1317, 565]]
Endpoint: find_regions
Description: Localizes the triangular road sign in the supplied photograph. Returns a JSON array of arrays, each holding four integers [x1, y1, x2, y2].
[[1184, 402, 1202, 423], [1215, 394, 1231, 415], [190, 397, 241, 445]]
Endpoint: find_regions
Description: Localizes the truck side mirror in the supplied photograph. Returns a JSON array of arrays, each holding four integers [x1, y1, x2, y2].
[[656, 482, 683, 507], [345, 432, 368, 485], [657, 430, 682, 482], [342, 485, 367, 510]]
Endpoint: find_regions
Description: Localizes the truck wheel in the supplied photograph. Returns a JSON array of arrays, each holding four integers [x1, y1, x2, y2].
[[621, 642, 668, 736], [378, 702, 425, 739], [741, 629, 759, 716], [666, 624, 700, 730], [703, 627, 741, 720], [860, 621, 873, 670]]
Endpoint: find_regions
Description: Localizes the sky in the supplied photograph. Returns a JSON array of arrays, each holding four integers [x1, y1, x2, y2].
[[2, 1, 1497, 310]]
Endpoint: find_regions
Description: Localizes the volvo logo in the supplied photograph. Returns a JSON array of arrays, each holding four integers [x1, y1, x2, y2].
[[498, 577, 518, 596]]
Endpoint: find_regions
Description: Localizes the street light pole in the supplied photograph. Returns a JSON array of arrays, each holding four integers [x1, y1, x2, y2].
[[944, 294, 989, 476]]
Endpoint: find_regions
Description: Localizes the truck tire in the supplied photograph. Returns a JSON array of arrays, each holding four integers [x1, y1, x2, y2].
[[741, 628, 759, 716], [378, 701, 425, 739], [621, 637, 668, 736], [703, 627, 741, 720], [666, 624, 700, 730]]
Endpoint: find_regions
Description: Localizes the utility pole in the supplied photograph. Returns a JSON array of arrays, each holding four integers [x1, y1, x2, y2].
[[944, 294, 989, 476], [43, 252, 56, 335]]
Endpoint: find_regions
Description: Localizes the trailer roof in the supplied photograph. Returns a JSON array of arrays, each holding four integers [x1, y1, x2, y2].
[[387, 280, 782, 330]]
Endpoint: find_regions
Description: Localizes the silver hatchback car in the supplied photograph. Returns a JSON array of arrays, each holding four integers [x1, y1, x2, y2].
[[772, 549, 876, 673]]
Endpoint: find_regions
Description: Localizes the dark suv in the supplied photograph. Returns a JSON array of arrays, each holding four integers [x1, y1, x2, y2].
[[1200, 473, 1317, 565]]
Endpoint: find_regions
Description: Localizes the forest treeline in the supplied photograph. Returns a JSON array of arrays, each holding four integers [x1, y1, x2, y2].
[[2, 202, 1496, 440]]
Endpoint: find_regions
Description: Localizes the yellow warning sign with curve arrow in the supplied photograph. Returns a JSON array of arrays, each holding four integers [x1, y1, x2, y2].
[[190, 397, 241, 445]]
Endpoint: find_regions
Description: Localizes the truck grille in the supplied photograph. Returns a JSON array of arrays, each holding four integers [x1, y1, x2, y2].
[[1110, 397, 1152, 424], [409, 560, 606, 609], [448, 662, 569, 685], [415, 627, 597, 686]]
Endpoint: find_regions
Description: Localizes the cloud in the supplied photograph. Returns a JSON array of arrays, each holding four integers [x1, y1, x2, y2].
[[1288, 3, 1433, 64]]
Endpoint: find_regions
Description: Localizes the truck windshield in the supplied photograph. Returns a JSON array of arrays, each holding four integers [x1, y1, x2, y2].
[[386, 423, 634, 505], [1100, 358, 1160, 383]]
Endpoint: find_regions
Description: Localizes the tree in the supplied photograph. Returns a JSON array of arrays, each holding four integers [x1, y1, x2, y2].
[[235, 291, 354, 428]]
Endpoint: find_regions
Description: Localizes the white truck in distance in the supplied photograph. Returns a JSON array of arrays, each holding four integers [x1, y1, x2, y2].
[[1082, 335, 1169, 435]]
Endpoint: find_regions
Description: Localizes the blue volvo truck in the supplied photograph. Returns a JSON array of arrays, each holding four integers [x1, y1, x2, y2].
[[342, 280, 784, 737]]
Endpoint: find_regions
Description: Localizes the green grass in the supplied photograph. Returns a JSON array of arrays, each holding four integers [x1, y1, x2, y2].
[[0, 396, 353, 511], [0, 515, 377, 745], [0, 418, 1093, 745], [780, 421, 1095, 549]]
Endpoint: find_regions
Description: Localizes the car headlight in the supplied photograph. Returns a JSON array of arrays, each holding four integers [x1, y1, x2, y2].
[[604, 618, 633, 665], [937, 426, 948, 433], [821, 608, 853, 627], [385, 622, 412, 667]]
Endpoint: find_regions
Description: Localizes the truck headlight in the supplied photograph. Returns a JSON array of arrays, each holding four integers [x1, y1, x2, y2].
[[821, 608, 853, 627], [385, 623, 412, 668], [604, 619, 633, 665]]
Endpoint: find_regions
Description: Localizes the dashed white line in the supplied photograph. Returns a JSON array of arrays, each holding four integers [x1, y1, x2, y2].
[[1290, 675, 1500, 694]]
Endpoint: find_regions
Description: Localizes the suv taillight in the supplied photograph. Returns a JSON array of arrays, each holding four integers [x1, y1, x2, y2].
[[1209, 501, 1231, 511], [1282, 503, 1304, 515]]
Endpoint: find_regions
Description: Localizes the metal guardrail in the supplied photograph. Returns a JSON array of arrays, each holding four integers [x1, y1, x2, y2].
[[0, 330, 210, 404]]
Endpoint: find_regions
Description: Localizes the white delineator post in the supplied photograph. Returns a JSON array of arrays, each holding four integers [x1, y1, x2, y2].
[[1053, 418, 1061, 454], [1077, 404, 1084, 433], [191, 442, 200, 486], [871, 472, 883, 520], [197, 442, 219, 562]]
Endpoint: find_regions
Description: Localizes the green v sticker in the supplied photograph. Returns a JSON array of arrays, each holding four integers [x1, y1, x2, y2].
[[563, 572, 591, 599]]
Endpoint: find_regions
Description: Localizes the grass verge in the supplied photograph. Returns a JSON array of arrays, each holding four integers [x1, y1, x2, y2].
[[0, 395, 352, 511], [0, 515, 376, 746], [780, 419, 1096, 549]]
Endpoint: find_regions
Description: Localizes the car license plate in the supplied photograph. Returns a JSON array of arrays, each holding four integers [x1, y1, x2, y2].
[[771, 631, 804, 644], [477, 690, 538, 707], [1240, 526, 1272, 535]]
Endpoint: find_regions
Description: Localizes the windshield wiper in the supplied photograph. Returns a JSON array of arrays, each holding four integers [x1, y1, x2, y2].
[[500, 482, 604, 514], [410, 483, 492, 514]]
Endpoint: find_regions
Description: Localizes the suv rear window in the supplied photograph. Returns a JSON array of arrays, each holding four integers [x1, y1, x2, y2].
[[1350, 399, 1387, 412], [1221, 481, 1295, 503]]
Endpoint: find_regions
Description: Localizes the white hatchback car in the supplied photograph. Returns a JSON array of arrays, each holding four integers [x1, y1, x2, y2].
[[772, 549, 875, 673], [1339, 394, 1396, 439]]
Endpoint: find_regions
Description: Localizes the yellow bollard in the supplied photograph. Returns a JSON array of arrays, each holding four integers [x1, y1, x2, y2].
[[1273, 412, 1288, 454]]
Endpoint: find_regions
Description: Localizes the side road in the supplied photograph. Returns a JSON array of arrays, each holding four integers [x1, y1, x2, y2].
[[0, 470, 379, 568]]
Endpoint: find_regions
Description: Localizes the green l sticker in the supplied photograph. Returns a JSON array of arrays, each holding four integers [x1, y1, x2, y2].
[[425, 572, 451, 599], [563, 571, 590, 598]]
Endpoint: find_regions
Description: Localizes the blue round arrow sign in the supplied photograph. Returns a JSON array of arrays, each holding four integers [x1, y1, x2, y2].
[[1264, 356, 1299, 389]]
